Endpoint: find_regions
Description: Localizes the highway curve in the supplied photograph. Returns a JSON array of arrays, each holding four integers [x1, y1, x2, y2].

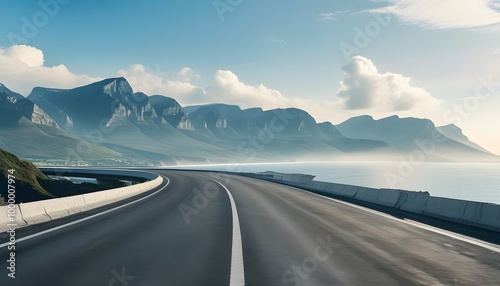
[[1, 170, 499, 285]]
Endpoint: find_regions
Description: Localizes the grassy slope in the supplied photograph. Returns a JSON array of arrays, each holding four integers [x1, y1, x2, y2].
[[0, 149, 52, 196], [0, 148, 112, 203]]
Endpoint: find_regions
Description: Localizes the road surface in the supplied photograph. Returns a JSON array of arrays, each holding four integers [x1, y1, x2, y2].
[[1, 170, 499, 285]]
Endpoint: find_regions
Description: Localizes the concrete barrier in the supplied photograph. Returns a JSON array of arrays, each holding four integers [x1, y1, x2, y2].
[[418, 198, 500, 232], [423, 197, 468, 222], [397, 192, 430, 214], [92, 190, 114, 206], [0, 205, 26, 229], [0, 206, 9, 227], [460, 201, 482, 225], [42, 198, 70, 220], [82, 193, 98, 208], [326, 184, 344, 196], [376, 189, 402, 207], [64, 195, 88, 214], [351, 187, 401, 207], [19, 202, 51, 224], [477, 204, 500, 232], [330, 185, 357, 197], [354, 187, 379, 204], [1, 169, 163, 232], [255, 172, 500, 233], [394, 192, 407, 209], [325, 183, 344, 196]]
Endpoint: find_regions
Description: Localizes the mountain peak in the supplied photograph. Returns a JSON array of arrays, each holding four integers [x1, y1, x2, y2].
[[340, 115, 374, 125], [437, 124, 491, 154], [379, 115, 400, 121], [439, 124, 462, 132], [0, 86, 58, 128], [99, 77, 126, 82], [98, 77, 133, 94], [355, 115, 374, 120], [27, 77, 144, 130], [0, 83, 23, 99]]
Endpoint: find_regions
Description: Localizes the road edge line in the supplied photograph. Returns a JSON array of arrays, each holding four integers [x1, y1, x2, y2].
[[0, 177, 170, 249], [206, 177, 245, 286], [296, 187, 500, 253]]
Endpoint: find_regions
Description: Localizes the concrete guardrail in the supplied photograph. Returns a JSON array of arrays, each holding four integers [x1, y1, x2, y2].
[[258, 174, 500, 233], [0, 168, 163, 232]]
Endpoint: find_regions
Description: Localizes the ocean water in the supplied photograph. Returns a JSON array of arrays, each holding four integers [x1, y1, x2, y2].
[[169, 162, 500, 204]]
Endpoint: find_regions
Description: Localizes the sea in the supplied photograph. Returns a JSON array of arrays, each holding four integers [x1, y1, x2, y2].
[[169, 162, 500, 205]]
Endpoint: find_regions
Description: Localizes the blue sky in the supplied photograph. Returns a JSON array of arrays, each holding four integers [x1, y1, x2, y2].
[[1, 0, 500, 153]]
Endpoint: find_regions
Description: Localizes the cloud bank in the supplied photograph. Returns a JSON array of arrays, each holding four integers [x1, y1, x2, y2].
[[0, 45, 444, 126], [370, 0, 500, 31], [206, 70, 293, 109], [117, 64, 206, 101], [0, 45, 98, 95], [335, 55, 442, 112]]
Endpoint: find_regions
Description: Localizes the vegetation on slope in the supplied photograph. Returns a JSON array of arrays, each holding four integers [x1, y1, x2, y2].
[[0, 148, 109, 204], [0, 147, 51, 200]]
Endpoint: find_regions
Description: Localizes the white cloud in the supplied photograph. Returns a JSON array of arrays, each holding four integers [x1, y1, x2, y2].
[[119, 67, 315, 112], [0, 45, 99, 95], [335, 56, 442, 112], [0, 45, 448, 129], [120, 64, 444, 126], [206, 70, 291, 109], [318, 11, 348, 21], [200, 70, 347, 123], [117, 64, 206, 100], [319, 13, 336, 20], [177, 67, 199, 82], [119, 66, 287, 109], [4, 45, 44, 67], [370, 0, 500, 31]]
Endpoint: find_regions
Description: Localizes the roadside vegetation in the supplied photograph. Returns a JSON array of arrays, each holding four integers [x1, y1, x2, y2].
[[0, 148, 109, 203]]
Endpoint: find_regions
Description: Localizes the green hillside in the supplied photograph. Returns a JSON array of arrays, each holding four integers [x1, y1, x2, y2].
[[0, 147, 52, 199], [0, 148, 110, 204]]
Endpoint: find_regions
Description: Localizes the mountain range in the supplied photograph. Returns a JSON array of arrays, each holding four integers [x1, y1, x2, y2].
[[0, 78, 497, 166]]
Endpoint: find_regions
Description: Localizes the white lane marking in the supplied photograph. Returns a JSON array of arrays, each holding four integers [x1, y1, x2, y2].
[[291, 187, 500, 253], [0, 177, 170, 249], [206, 177, 245, 286]]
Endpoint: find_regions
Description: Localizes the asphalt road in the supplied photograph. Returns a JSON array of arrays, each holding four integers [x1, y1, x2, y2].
[[1, 170, 499, 286]]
